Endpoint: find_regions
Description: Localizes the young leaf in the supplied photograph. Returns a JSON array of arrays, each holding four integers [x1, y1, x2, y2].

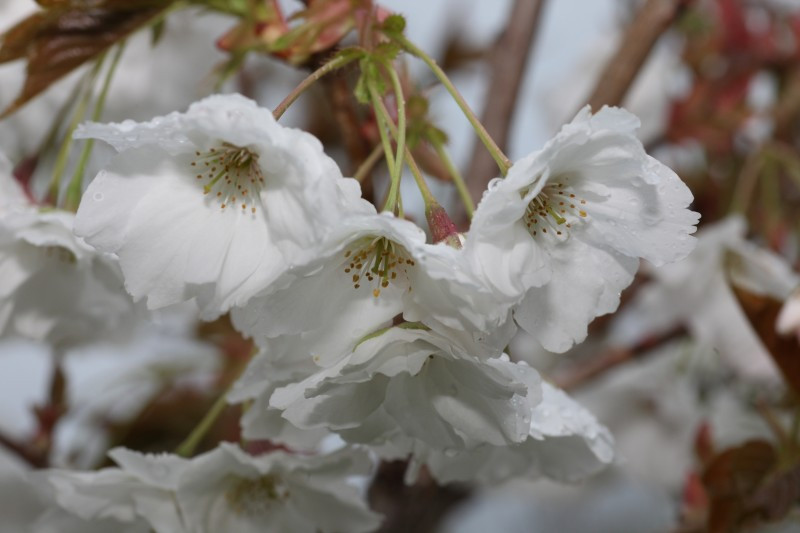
[[733, 287, 800, 395]]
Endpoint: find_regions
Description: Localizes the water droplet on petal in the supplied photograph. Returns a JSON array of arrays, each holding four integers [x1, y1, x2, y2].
[[487, 177, 503, 191]]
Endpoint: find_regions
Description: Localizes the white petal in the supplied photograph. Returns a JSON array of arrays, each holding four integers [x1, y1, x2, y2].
[[514, 238, 638, 352]]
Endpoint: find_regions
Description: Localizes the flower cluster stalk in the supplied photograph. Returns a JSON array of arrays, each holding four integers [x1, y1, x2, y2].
[[368, 79, 401, 212], [353, 143, 385, 182], [174, 390, 230, 458], [272, 53, 357, 120], [432, 140, 475, 218], [384, 62, 407, 197], [370, 84, 436, 209], [393, 33, 512, 176]]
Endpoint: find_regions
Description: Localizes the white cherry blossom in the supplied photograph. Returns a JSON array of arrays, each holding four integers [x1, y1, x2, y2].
[[612, 216, 799, 380], [0, 167, 136, 349], [420, 381, 615, 484], [42, 448, 189, 533], [232, 211, 512, 357], [271, 325, 539, 451], [176, 443, 381, 533], [227, 338, 330, 449], [41, 444, 380, 533], [73, 94, 370, 318], [465, 106, 699, 352]]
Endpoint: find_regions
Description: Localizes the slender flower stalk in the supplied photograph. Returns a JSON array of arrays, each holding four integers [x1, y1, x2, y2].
[[272, 53, 357, 120], [175, 389, 231, 458], [65, 43, 126, 212], [432, 139, 474, 218], [368, 79, 401, 212], [384, 62, 407, 196], [370, 91, 436, 209], [404, 147, 436, 207], [353, 142, 384, 182], [393, 33, 511, 176]]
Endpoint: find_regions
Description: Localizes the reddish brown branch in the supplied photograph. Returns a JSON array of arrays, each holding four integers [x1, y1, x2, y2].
[[0, 431, 46, 468], [464, 0, 548, 212], [586, 0, 691, 111], [553, 326, 686, 390], [369, 460, 470, 533]]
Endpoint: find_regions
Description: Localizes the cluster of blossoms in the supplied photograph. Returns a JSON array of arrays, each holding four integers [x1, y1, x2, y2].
[[1, 90, 698, 530]]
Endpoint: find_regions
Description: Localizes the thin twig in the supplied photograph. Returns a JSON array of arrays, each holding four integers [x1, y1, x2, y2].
[[0, 431, 46, 468], [586, 0, 691, 110], [553, 326, 686, 390], [464, 0, 548, 213]]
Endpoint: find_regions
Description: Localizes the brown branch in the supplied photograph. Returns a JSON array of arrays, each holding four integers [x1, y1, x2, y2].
[[369, 460, 470, 533], [586, 0, 691, 111], [464, 0, 548, 213], [0, 431, 47, 468], [553, 326, 686, 390]]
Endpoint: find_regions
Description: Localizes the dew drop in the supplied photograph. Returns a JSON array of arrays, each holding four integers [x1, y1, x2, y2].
[[93, 192, 104, 202]]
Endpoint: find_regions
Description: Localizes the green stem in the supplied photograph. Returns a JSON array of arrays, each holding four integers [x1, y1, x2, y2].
[[371, 92, 436, 209], [393, 33, 511, 176], [383, 62, 407, 197], [353, 143, 384, 183], [432, 140, 474, 218], [729, 148, 762, 215], [273, 53, 357, 120], [64, 43, 126, 212], [368, 80, 400, 212], [174, 390, 230, 458], [404, 147, 435, 206], [49, 57, 106, 204], [396, 189, 404, 218]]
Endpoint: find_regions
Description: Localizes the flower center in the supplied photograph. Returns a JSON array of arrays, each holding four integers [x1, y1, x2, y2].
[[191, 143, 265, 213], [43, 246, 77, 265], [342, 236, 416, 298], [522, 178, 588, 241], [225, 474, 289, 516]]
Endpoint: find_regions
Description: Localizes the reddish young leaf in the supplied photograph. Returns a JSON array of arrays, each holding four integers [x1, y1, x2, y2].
[[0, 0, 173, 117], [694, 421, 715, 465], [703, 440, 777, 499], [703, 439, 777, 532], [749, 465, 800, 523], [733, 287, 800, 395]]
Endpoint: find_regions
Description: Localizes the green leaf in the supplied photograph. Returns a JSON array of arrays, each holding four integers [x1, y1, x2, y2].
[[425, 125, 449, 146], [374, 41, 400, 61]]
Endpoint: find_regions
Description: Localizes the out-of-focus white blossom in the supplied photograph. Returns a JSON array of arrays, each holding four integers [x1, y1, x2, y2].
[[270, 325, 540, 450], [42, 448, 189, 533], [466, 106, 699, 352], [177, 443, 381, 533], [613, 216, 799, 380], [777, 289, 800, 339], [227, 339, 329, 449], [0, 162, 136, 349], [418, 381, 614, 485], [74, 94, 369, 318], [41, 444, 381, 533]]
